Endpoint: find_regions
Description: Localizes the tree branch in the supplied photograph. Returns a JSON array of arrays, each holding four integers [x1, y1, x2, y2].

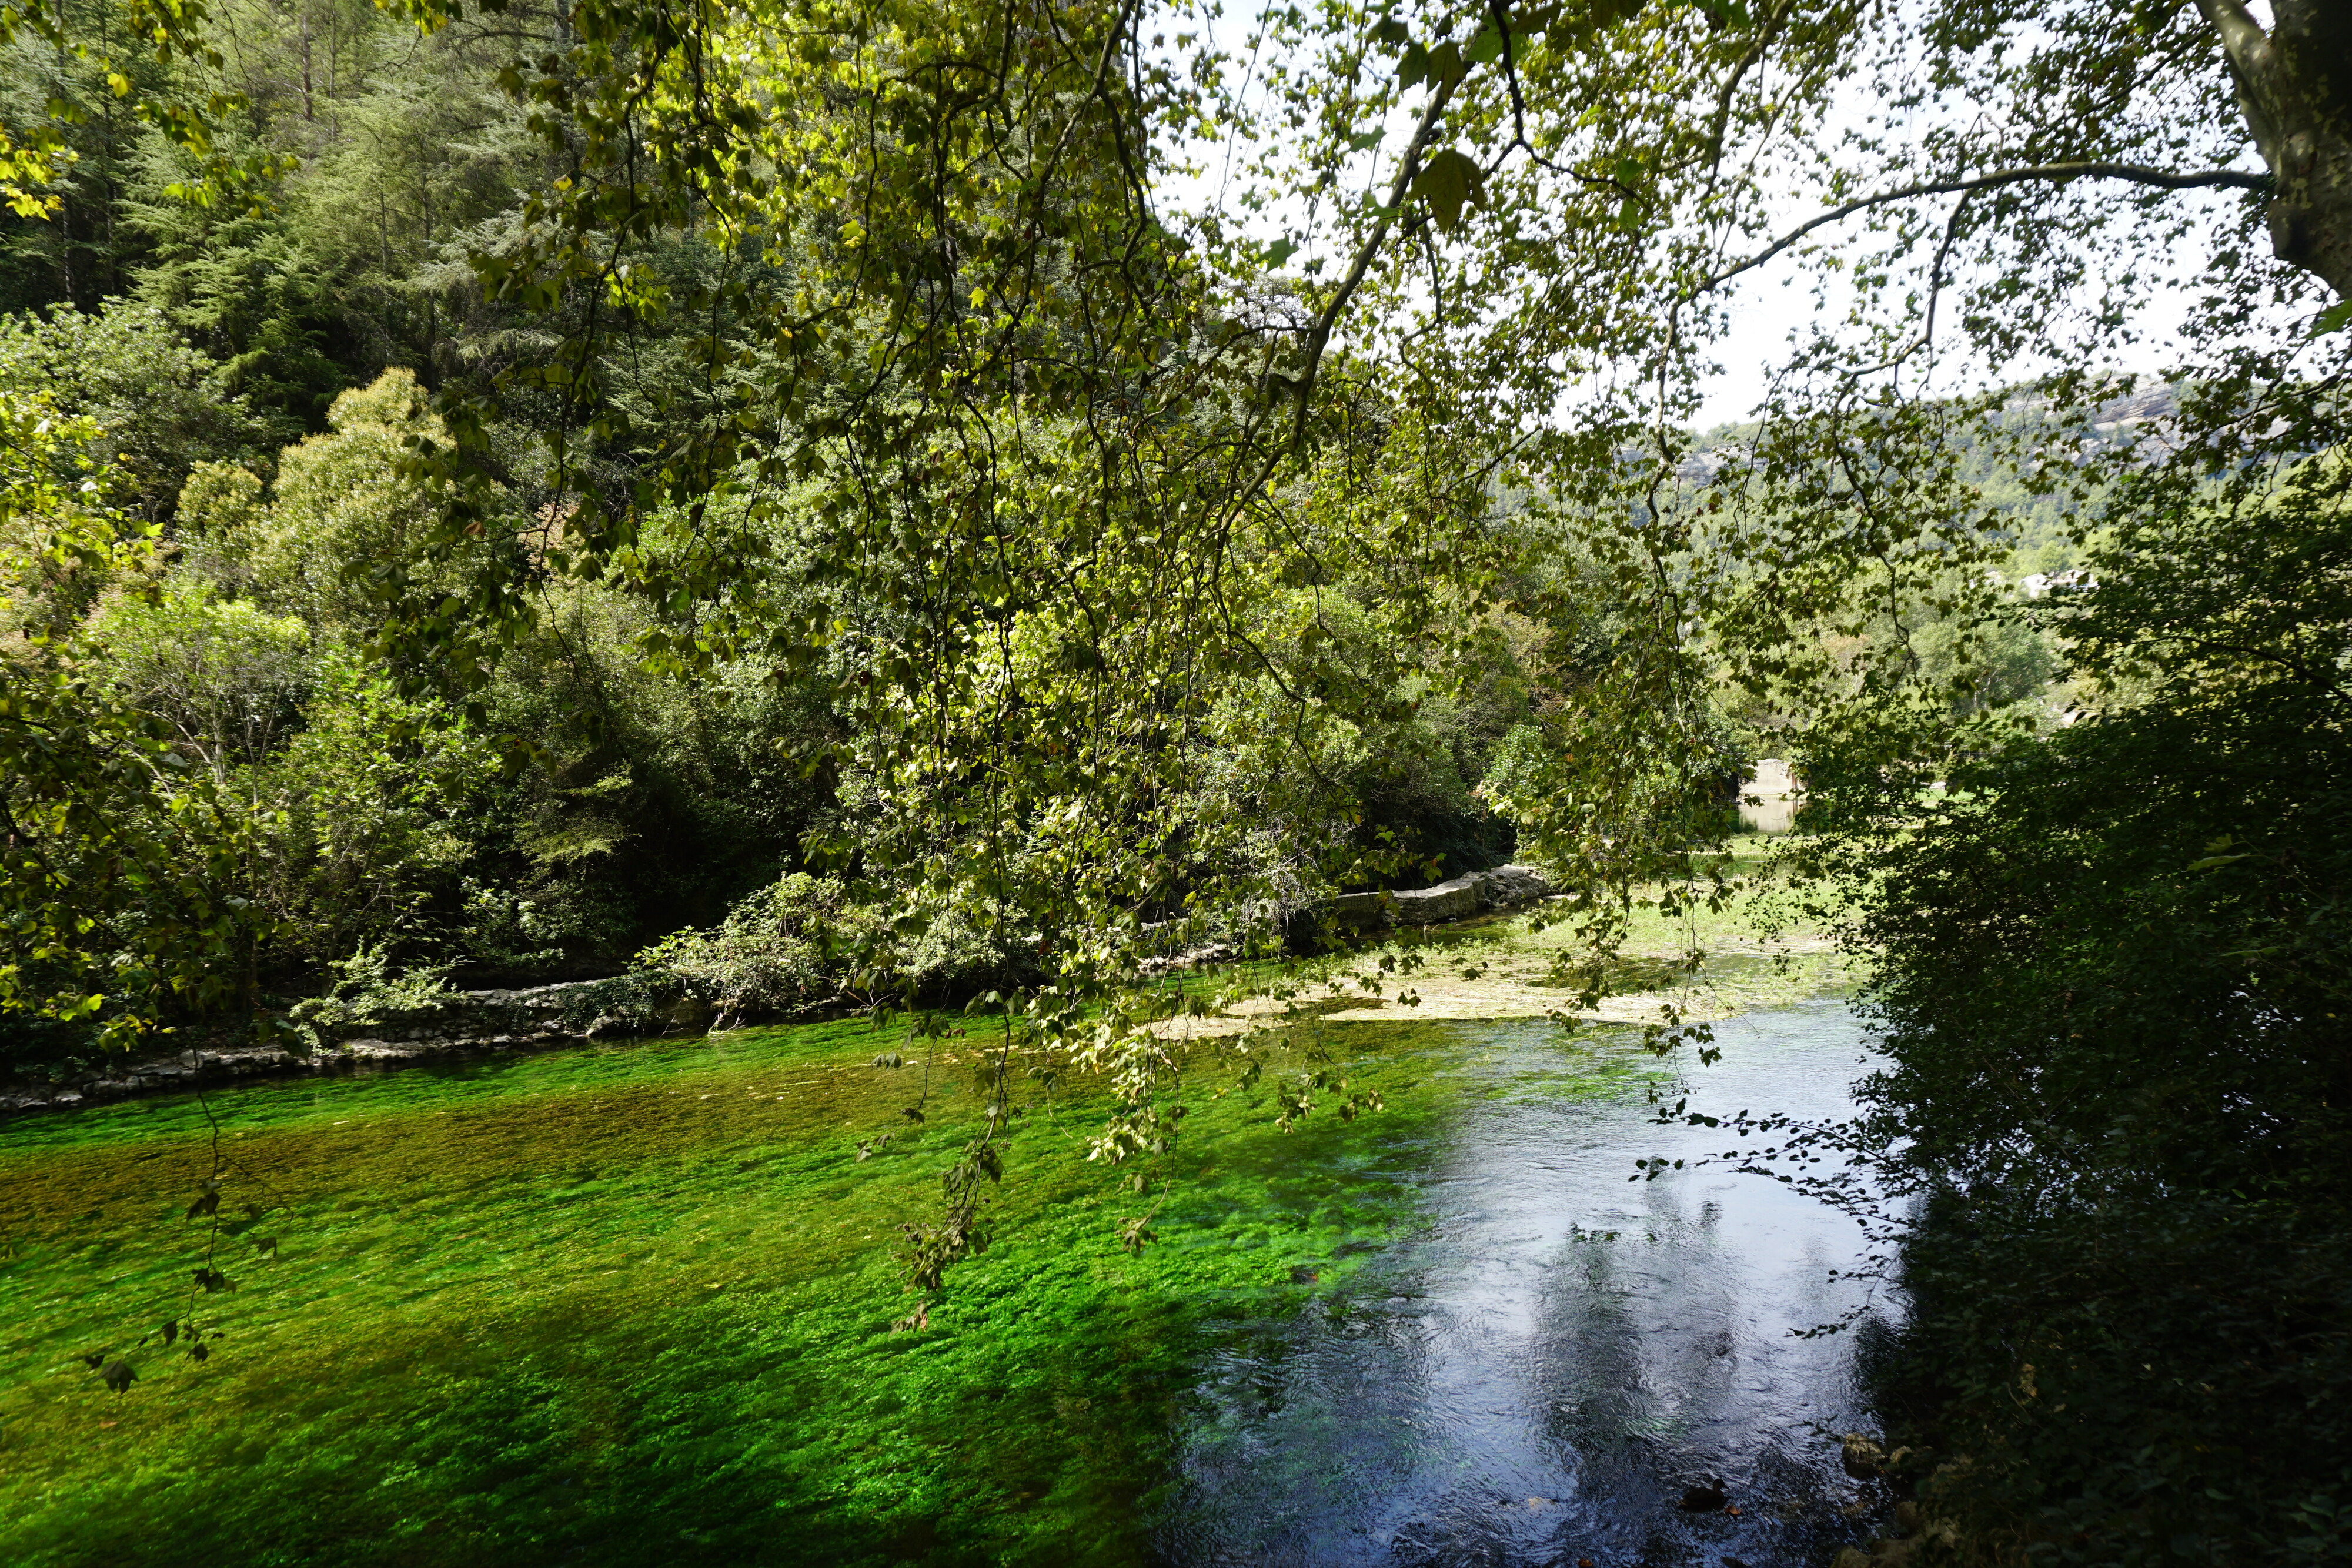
[[2194, 0, 2352, 298], [1695, 162, 2271, 295], [2194, 0, 2283, 161], [1702, 0, 1790, 188], [2194, 0, 2273, 79], [1283, 72, 1461, 449]]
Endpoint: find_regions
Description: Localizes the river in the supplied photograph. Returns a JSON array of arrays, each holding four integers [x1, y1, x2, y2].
[[1, 971, 1887, 1567], [1165, 1000, 1886, 1567]]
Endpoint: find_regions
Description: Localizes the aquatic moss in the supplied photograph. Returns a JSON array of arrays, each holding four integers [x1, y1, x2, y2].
[[1, 1012, 1651, 1566]]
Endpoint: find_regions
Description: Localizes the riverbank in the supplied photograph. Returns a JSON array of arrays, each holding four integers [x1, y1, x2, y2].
[[5, 860, 1818, 1119], [0, 980, 626, 1117]]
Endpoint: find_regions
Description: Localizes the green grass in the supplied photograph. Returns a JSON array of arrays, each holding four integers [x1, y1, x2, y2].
[[0, 1007, 1656, 1567]]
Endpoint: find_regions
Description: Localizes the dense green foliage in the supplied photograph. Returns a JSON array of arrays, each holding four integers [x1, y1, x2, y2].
[[1785, 451, 2352, 1565], [0, 346, 1566, 1055]]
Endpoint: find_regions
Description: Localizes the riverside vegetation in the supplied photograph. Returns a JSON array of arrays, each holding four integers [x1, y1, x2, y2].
[[2, 0, 2349, 1563]]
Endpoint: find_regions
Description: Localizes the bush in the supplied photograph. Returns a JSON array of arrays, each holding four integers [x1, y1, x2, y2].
[[85, 578, 312, 773], [1824, 453, 2352, 1566], [248, 648, 500, 969], [635, 874, 1047, 1028], [0, 300, 283, 523], [635, 874, 842, 1026], [243, 369, 448, 629], [286, 945, 459, 1051]]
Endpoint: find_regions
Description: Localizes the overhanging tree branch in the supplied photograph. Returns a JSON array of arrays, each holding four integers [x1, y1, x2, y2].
[[1695, 162, 2271, 296], [1280, 72, 1461, 450]]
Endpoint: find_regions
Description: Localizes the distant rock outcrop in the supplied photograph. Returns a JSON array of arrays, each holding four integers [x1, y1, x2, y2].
[[1327, 864, 1555, 931]]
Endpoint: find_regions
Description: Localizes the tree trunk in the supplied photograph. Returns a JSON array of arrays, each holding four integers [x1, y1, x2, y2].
[[2199, 0, 2352, 300]]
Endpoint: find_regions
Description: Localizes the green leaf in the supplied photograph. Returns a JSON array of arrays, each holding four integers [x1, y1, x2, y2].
[[1261, 238, 1299, 269], [2314, 300, 2352, 337], [1466, 24, 1506, 65], [1370, 15, 1411, 46], [1411, 148, 1489, 233], [1422, 40, 1465, 91]]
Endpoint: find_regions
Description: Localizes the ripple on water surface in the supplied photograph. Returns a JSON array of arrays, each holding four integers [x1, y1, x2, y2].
[[1162, 999, 1888, 1568]]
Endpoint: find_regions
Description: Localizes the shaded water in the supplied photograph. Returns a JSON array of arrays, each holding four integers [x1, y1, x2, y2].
[[0, 992, 1886, 1567]]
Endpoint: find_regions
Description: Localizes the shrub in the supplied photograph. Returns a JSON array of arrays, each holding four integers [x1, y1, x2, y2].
[[636, 874, 841, 1026], [285, 944, 458, 1051]]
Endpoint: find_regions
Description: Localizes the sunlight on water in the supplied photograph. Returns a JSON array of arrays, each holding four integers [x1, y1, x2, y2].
[[1164, 1002, 1886, 1568]]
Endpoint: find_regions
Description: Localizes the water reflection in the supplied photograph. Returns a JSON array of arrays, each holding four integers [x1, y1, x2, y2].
[[1164, 999, 1885, 1567]]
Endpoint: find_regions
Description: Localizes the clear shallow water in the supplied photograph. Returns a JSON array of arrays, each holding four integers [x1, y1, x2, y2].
[[1163, 1000, 1886, 1568], [0, 996, 1885, 1567]]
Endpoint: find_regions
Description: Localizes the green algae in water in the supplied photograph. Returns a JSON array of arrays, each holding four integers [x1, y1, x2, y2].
[[0, 1013, 1651, 1567]]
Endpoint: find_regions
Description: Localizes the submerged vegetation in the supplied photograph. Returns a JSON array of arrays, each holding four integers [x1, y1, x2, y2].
[[1, 0, 2349, 1561], [4, 912, 1847, 1567], [1, 1014, 1447, 1565]]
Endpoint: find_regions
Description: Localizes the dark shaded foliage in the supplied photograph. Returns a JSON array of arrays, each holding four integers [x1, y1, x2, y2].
[[1835, 456, 2352, 1564]]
